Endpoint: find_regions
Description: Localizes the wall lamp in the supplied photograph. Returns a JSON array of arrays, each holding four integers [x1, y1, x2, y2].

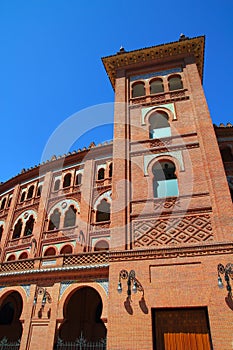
[[33, 287, 52, 308], [217, 263, 233, 296], [117, 269, 144, 299]]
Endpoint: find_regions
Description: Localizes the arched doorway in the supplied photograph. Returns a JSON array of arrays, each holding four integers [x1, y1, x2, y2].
[[56, 287, 106, 348], [0, 291, 23, 346]]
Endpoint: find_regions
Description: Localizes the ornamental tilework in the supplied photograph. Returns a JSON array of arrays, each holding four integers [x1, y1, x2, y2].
[[21, 284, 31, 297], [96, 279, 109, 295], [59, 281, 74, 298], [133, 214, 213, 248]]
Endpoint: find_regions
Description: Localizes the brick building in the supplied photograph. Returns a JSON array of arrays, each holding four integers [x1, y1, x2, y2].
[[0, 35, 232, 349]]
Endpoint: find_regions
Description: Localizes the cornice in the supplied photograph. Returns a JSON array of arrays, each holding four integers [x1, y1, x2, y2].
[[102, 36, 205, 90]]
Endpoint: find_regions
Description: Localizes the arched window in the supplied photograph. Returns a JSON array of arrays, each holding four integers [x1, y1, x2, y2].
[[153, 161, 179, 198], [20, 191, 26, 202], [96, 199, 110, 222], [54, 179, 60, 191], [48, 209, 61, 230], [18, 252, 28, 260], [23, 215, 34, 236], [63, 173, 71, 188], [37, 185, 42, 197], [0, 198, 6, 210], [98, 168, 105, 180], [60, 245, 73, 255], [7, 254, 16, 261], [12, 219, 23, 239], [109, 163, 112, 178], [75, 173, 82, 186], [149, 111, 171, 139], [64, 205, 77, 228], [150, 78, 164, 94], [27, 185, 34, 199], [0, 225, 3, 241], [94, 240, 109, 252], [132, 82, 145, 98], [220, 147, 233, 162], [168, 75, 183, 91], [7, 197, 12, 208], [44, 247, 56, 257]]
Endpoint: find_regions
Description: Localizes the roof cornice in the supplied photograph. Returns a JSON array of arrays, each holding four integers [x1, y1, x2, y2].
[[102, 36, 205, 90]]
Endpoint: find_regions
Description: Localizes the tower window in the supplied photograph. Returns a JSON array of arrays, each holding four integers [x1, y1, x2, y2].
[[153, 161, 179, 198], [168, 75, 183, 91], [54, 179, 60, 191], [0, 198, 6, 210], [20, 192, 26, 202], [75, 173, 82, 185], [150, 78, 164, 94], [109, 163, 113, 178], [149, 111, 171, 139], [12, 219, 23, 239], [27, 185, 34, 199], [48, 209, 61, 230], [63, 173, 71, 188], [37, 185, 42, 197], [23, 215, 35, 236], [64, 205, 77, 228], [96, 199, 110, 222], [98, 168, 105, 180], [132, 82, 145, 98]]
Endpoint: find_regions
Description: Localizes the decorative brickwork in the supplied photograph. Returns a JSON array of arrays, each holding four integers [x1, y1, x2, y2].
[[133, 214, 213, 247], [63, 251, 109, 266]]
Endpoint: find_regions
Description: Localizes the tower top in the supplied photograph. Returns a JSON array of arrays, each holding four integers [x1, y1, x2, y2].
[[102, 35, 205, 90]]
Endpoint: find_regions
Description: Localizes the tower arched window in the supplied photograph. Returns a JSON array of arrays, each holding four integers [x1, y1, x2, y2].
[[7, 197, 12, 208], [0, 198, 6, 210], [168, 75, 183, 91], [37, 185, 42, 197], [149, 111, 171, 139], [109, 163, 112, 178], [44, 247, 56, 257], [27, 185, 34, 199], [23, 215, 34, 236], [54, 179, 60, 191], [132, 82, 145, 98], [0, 225, 3, 241], [63, 173, 72, 188], [64, 205, 77, 228], [75, 173, 82, 186], [20, 192, 26, 202], [150, 78, 164, 94], [153, 160, 179, 198], [48, 209, 61, 230], [220, 147, 233, 162], [98, 168, 105, 180], [96, 199, 110, 222], [12, 219, 23, 239]]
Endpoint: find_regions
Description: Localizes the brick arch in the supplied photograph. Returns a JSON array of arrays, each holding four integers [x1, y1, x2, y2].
[[12, 210, 37, 227], [142, 104, 177, 126], [93, 190, 112, 210], [145, 151, 184, 177], [0, 286, 29, 321], [48, 199, 80, 217], [57, 283, 108, 323]]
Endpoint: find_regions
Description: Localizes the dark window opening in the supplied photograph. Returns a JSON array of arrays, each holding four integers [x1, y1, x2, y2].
[[20, 192, 26, 202], [220, 147, 233, 162], [149, 112, 170, 139], [94, 240, 109, 252], [0, 225, 3, 241], [48, 209, 61, 230], [12, 219, 23, 239], [60, 245, 73, 255], [150, 79, 164, 94], [7, 254, 16, 261], [37, 185, 42, 197], [153, 161, 178, 198], [7, 197, 12, 208], [0, 302, 14, 325], [0, 198, 6, 210], [75, 173, 82, 186], [23, 215, 34, 236], [63, 173, 71, 188], [96, 199, 110, 222], [44, 247, 56, 257], [132, 82, 145, 98], [54, 179, 60, 191], [64, 205, 77, 228], [98, 168, 105, 180], [18, 252, 28, 260], [168, 75, 183, 91], [27, 185, 34, 199], [109, 163, 112, 178]]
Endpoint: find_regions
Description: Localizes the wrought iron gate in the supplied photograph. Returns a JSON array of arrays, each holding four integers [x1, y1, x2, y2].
[[55, 333, 106, 350], [0, 338, 20, 350]]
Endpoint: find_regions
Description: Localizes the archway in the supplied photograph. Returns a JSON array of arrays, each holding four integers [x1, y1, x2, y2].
[[58, 287, 107, 343], [0, 291, 23, 342]]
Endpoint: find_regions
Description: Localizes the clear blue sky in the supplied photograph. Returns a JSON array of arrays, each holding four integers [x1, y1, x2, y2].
[[0, 0, 232, 182]]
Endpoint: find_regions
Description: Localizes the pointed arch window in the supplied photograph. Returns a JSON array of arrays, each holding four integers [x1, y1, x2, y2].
[[75, 173, 82, 186], [96, 199, 110, 222], [149, 111, 171, 139], [63, 173, 72, 188], [150, 78, 164, 94], [153, 161, 179, 198], [48, 209, 61, 230], [20, 192, 26, 202], [0, 198, 6, 210], [12, 219, 23, 239], [64, 205, 77, 228], [54, 179, 60, 191], [132, 82, 145, 98], [98, 168, 105, 180], [109, 163, 112, 178], [27, 185, 34, 199], [23, 215, 34, 236], [168, 75, 183, 91]]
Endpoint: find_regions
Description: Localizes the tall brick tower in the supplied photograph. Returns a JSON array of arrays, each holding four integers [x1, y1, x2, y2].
[[103, 35, 233, 349]]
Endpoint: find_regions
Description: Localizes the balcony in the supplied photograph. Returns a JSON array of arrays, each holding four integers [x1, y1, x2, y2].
[[129, 89, 188, 107]]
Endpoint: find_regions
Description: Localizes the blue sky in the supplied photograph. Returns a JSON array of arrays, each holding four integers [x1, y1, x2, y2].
[[0, 0, 232, 182]]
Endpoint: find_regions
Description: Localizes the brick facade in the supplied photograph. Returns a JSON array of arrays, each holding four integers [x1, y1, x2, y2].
[[0, 35, 232, 349]]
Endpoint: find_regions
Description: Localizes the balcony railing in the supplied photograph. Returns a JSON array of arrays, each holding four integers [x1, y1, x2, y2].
[[129, 89, 188, 106]]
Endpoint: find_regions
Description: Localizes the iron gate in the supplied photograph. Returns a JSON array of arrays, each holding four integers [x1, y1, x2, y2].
[[0, 338, 20, 350], [55, 333, 106, 350]]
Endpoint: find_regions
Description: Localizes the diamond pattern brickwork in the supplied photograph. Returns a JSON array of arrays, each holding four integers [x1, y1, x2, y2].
[[133, 214, 213, 248]]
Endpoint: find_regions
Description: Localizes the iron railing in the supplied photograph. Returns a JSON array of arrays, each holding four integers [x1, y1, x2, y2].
[[0, 338, 20, 350], [55, 333, 106, 350]]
